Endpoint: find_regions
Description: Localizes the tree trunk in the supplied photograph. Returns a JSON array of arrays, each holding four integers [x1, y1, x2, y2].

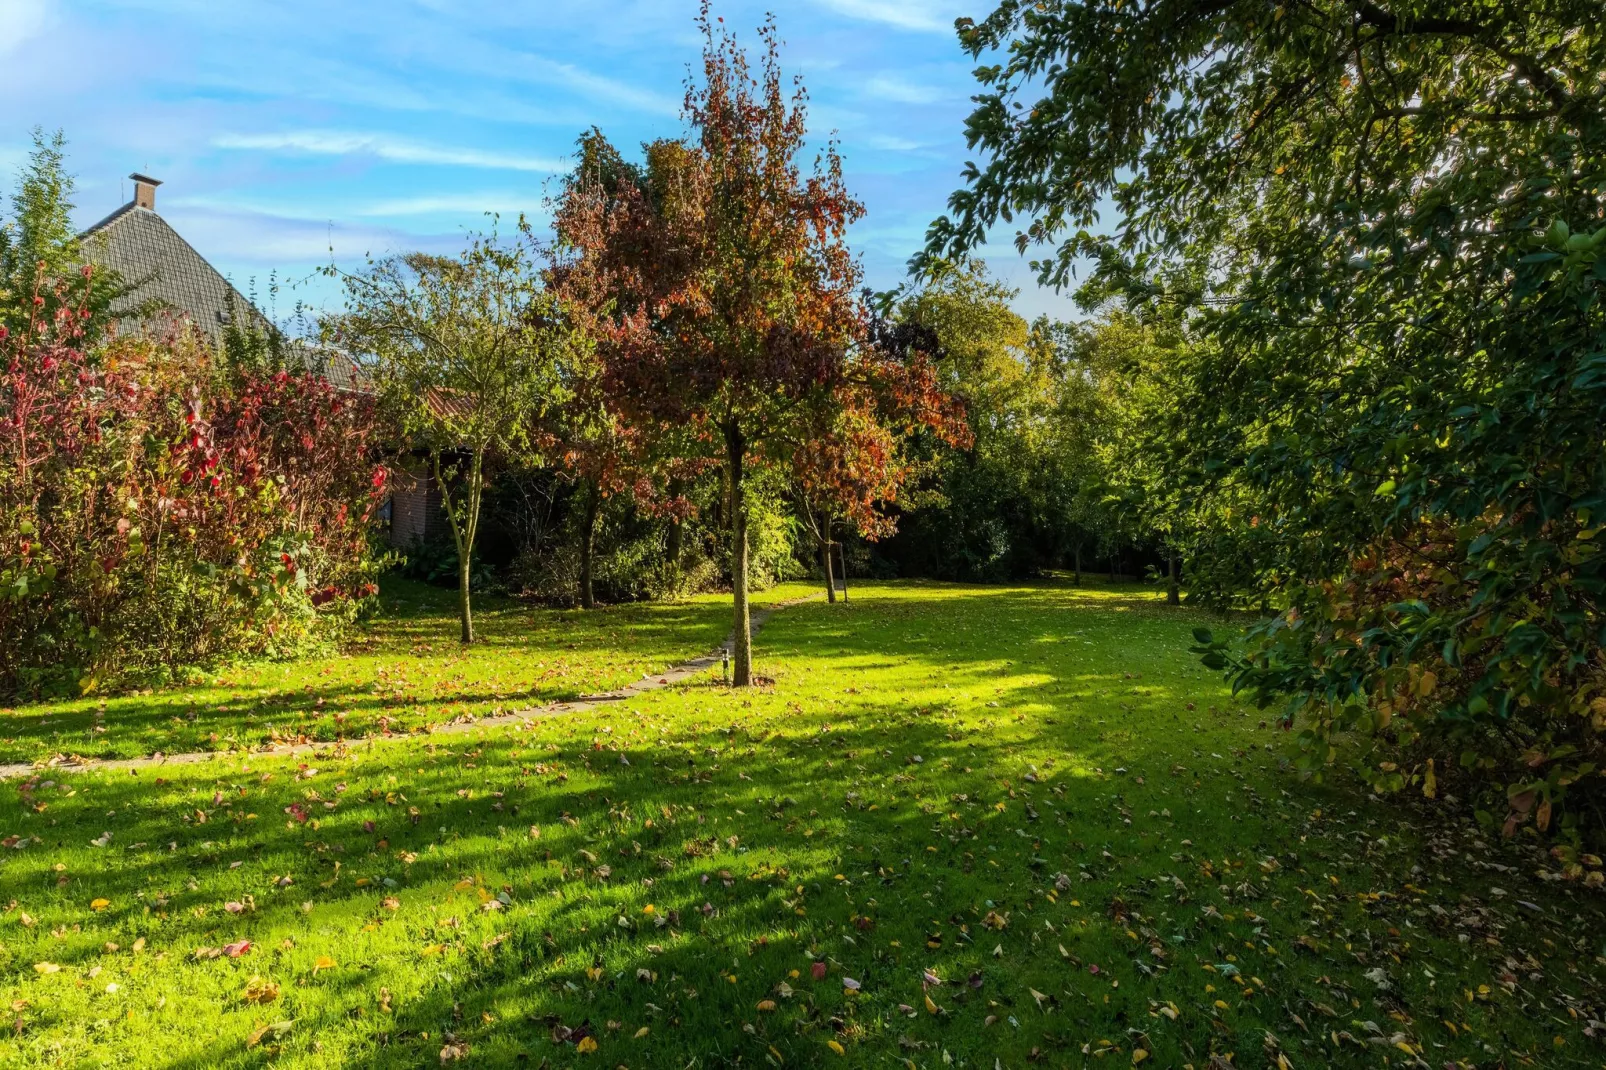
[[458, 553, 473, 642], [821, 512, 836, 604], [579, 479, 600, 610], [1073, 545, 1082, 586], [727, 425, 752, 686], [1109, 551, 1118, 583], [665, 476, 684, 569], [435, 449, 480, 645], [1167, 549, 1180, 605]]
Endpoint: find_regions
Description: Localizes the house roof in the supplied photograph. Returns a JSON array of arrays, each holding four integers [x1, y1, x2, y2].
[[283, 341, 373, 393], [81, 201, 262, 342]]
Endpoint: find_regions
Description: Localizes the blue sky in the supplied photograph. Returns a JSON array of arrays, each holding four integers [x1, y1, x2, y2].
[[1, 0, 1082, 326]]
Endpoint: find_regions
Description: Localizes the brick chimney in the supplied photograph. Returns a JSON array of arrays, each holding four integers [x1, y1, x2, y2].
[[130, 173, 162, 210]]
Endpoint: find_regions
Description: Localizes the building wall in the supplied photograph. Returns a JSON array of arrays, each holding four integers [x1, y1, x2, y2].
[[386, 467, 444, 548]]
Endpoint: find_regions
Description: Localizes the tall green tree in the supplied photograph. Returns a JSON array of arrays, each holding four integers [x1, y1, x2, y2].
[[0, 128, 123, 342], [927, 2, 1606, 832], [328, 233, 569, 643], [886, 260, 1118, 581]]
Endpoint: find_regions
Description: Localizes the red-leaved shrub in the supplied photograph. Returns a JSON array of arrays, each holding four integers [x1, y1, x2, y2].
[[0, 307, 388, 697]]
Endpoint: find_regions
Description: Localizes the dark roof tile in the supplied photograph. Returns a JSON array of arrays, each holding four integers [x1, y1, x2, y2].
[[82, 206, 262, 342]]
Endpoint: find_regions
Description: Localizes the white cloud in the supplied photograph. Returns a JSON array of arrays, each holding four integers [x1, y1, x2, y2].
[[865, 74, 947, 105], [512, 54, 683, 119], [0, 0, 53, 58], [213, 131, 567, 173], [356, 194, 548, 218], [162, 204, 457, 268], [812, 0, 958, 34], [864, 134, 926, 152]]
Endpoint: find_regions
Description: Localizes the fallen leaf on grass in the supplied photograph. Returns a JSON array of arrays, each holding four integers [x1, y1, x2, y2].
[[32, 962, 60, 975], [242, 976, 280, 1004], [246, 1020, 293, 1048]]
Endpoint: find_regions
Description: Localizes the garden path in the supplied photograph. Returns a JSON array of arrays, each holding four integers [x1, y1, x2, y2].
[[0, 592, 824, 781]]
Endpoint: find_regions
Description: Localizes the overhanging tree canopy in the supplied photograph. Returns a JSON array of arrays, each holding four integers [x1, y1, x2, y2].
[[926, 2, 1606, 830]]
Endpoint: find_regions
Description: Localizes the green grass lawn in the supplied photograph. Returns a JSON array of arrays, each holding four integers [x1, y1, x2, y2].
[[0, 578, 818, 766], [3, 581, 1604, 1068]]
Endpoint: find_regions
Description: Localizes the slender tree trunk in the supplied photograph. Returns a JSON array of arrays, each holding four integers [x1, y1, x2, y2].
[[665, 476, 684, 570], [457, 554, 473, 641], [1167, 549, 1180, 605], [726, 425, 752, 686], [1109, 550, 1118, 583], [821, 512, 837, 604], [1073, 545, 1082, 586], [436, 449, 481, 645], [579, 478, 600, 610]]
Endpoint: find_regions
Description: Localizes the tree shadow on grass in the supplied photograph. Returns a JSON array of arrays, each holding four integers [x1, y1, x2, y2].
[[0, 581, 802, 766], [3, 581, 1603, 1068]]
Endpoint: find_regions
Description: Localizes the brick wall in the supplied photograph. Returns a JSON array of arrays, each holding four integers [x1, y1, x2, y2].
[[386, 466, 443, 548]]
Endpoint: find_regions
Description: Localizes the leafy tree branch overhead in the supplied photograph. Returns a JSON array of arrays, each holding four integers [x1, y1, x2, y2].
[[928, 0, 1606, 834]]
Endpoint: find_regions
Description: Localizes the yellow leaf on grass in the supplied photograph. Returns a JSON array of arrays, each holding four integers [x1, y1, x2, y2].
[[33, 962, 60, 974], [312, 955, 336, 973], [90, 898, 110, 911], [827, 1040, 845, 1056], [576, 1035, 598, 1054], [1132, 1051, 1149, 1065], [633, 1027, 649, 1039]]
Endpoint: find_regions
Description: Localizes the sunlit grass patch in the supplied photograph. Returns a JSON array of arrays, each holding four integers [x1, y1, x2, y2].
[[2, 580, 1601, 1068], [0, 578, 817, 765]]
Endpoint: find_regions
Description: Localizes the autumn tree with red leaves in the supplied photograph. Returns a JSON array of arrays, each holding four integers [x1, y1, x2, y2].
[[538, 138, 696, 610], [552, 8, 967, 684]]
